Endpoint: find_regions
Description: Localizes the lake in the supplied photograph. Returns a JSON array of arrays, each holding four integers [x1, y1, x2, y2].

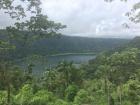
[[47, 54, 96, 66], [20, 54, 96, 75]]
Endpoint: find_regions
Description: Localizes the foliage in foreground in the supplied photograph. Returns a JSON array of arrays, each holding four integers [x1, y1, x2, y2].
[[0, 48, 140, 105]]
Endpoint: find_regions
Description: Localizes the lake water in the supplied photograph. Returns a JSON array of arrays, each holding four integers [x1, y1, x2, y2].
[[20, 54, 96, 75], [47, 54, 96, 66]]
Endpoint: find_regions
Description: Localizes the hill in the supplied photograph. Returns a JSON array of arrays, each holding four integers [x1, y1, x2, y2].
[[31, 35, 130, 55], [127, 36, 140, 49], [0, 29, 130, 57]]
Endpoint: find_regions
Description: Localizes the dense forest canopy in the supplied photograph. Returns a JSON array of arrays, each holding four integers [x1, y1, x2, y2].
[[0, 47, 140, 105], [0, 0, 140, 105]]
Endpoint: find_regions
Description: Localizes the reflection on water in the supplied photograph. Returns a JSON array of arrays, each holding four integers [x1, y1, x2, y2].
[[47, 54, 96, 66], [20, 54, 96, 75]]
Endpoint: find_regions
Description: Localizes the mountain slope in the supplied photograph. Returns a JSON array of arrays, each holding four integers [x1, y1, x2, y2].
[[31, 35, 130, 55], [0, 29, 130, 57], [127, 36, 140, 49]]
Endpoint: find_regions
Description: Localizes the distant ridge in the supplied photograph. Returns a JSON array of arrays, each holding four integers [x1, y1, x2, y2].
[[31, 35, 130, 56], [127, 36, 140, 49], [0, 29, 131, 57]]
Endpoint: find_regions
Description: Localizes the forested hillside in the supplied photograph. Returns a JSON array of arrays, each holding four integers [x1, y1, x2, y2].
[[32, 36, 130, 55], [0, 29, 130, 57], [127, 36, 140, 48]]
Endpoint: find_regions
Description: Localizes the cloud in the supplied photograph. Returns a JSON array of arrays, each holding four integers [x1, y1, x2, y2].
[[41, 0, 140, 38], [0, 0, 140, 38]]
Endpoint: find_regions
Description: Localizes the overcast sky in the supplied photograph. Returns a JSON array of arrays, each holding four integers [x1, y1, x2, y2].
[[0, 0, 140, 38]]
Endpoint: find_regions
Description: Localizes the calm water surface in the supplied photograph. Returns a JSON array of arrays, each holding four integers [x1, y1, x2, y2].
[[20, 54, 96, 75], [47, 54, 96, 66]]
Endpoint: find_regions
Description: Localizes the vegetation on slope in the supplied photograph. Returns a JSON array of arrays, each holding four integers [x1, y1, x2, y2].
[[0, 29, 130, 58], [0, 48, 140, 105], [127, 36, 140, 49]]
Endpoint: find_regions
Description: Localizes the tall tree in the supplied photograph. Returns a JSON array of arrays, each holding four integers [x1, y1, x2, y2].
[[105, 0, 140, 25], [0, 1, 66, 104]]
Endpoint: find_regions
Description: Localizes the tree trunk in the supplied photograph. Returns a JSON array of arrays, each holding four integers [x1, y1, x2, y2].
[[107, 80, 110, 105], [119, 85, 122, 105], [104, 77, 107, 93], [7, 84, 11, 104]]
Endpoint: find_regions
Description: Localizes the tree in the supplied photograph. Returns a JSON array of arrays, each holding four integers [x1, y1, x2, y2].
[[0, 0, 66, 58], [74, 89, 94, 105], [5, 14, 66, 58], [54, 99, 69, 105], [105, 0, 140, 25], [65, 85, 78, 102], [0, 2, 66, 103], [0, 62, 21, 104], [56, 61, 83, 88], [29, 90, 55, 105], [95, 65, 114, 105], [14, 84, 33, 105], [0, 0, 42, 19], [123, 79, 140, 105], [41, 68, 59, 92], [0, 91, 7, 105], [108, 48, 139, 105]]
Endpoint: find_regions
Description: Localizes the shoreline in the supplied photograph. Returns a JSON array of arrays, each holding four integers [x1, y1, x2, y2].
[[48, 52, 96, 57]]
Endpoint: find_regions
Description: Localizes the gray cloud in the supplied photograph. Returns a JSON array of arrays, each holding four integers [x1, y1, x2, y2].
[[0, 0, 140, 38], [41, 0, 140, 38]]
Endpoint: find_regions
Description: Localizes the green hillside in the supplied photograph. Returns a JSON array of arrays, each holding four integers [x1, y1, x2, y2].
[[0, 29, 130, 58], [31, 35, 130, 55], [127, 36, 140, 49]]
